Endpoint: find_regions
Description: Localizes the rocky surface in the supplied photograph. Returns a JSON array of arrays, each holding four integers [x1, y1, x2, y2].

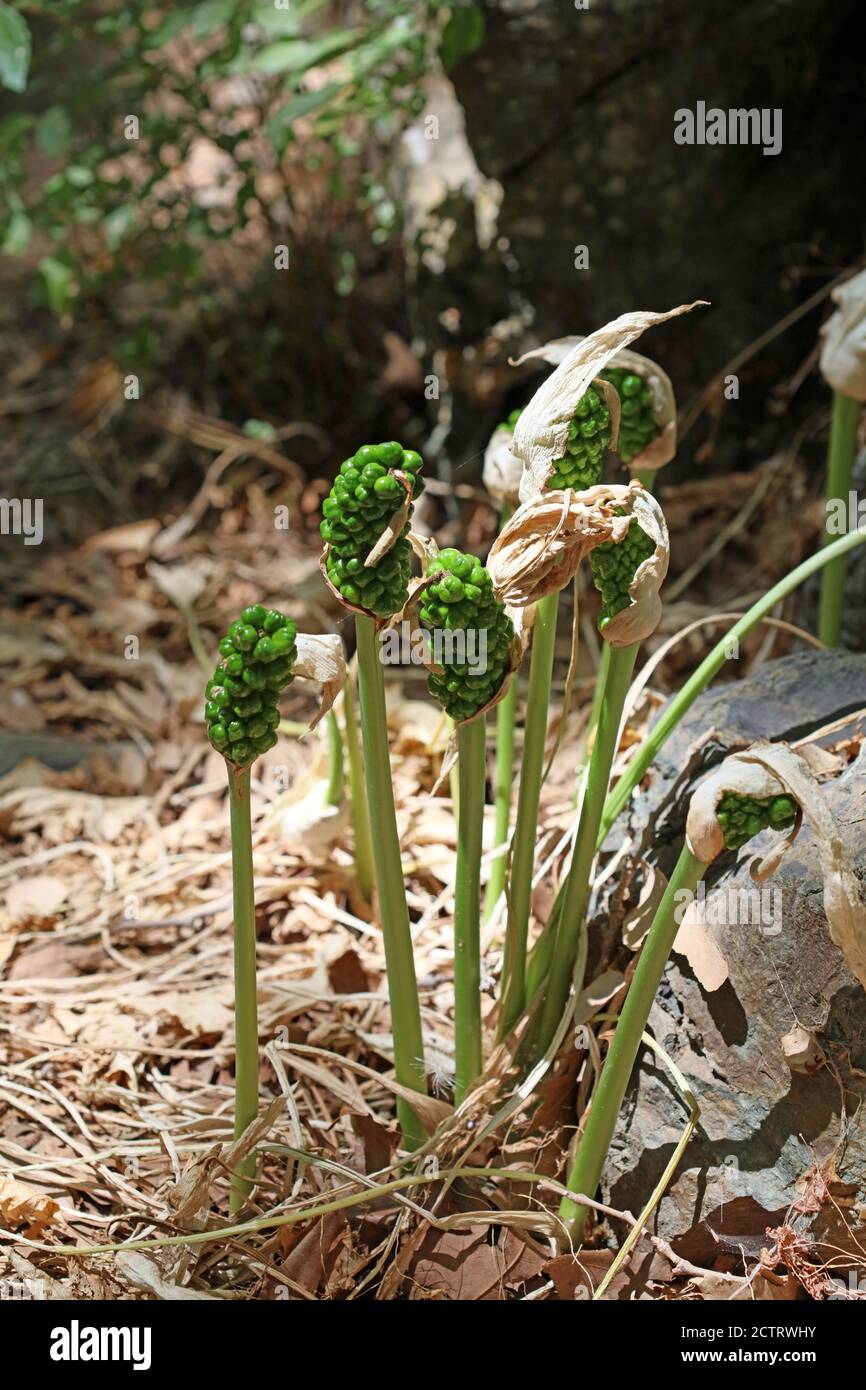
[[402, 0, 866, 480], [597, 649, 866, 1255]]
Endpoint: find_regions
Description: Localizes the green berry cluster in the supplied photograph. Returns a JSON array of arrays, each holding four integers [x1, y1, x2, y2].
[[419, 548, 514, 722], [590, 515, 656, 630], [205, 606, 297, 766], [601, 368, 660, 464], [321, 442, 424, 618], [715, 792, 798, 851], [548, 386, 612, 490]]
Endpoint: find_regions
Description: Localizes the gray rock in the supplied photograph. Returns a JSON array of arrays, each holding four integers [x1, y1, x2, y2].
[[598, 650, 866, 1255], [405, 0, 866, 481]]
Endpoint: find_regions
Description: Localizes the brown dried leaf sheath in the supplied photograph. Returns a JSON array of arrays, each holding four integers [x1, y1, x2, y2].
[[685, 743, 866, 989], [510, 302, 706, 501], [483, 425, 523, 506], [487, 482, 668, 646], [293, 632, 347, 729], [487, 483, 636, 606], [515, 338, 678, 476]]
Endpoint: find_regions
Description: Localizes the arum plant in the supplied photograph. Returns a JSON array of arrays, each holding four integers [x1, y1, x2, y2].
[[205, 609, 345, 1211], [496, 385, 616, 1036], [490, 304, 702, 1034], [417, 547, 517, 1099], [320, 442, 427, 1146], [513, 333, 683, 774], [535, 486, 669, 1056], [559, 742, 865, 1245], [817, 268, 866, 647]]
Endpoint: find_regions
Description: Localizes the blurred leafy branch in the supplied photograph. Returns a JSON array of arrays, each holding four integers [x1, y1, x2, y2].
[[0, 0, 485, 324]]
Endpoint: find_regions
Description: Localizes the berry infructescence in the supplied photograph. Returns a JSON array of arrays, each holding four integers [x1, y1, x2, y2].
[[715, 792, 798, 851], [205, 606, 297, 766], [601, 367, 660, 464], [548, 385, 612, 490], [420, 548, 513, 723], [590, 515, 656, 629], [321, 442, 424, 618]]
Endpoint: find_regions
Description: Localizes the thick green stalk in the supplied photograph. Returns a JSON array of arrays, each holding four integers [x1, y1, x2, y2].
[[498, 592, 559, 1038], [485, 502, 518, 923], [818, 391, 861, 647], [454, 714, 487, 1101], [228, 763, 259, 1213], [484, 669, 518, 923], [599, 525, 866, 844], [573, 642, 611, 807], [559, 844, 706, 1243], [447, 716, 460, 818], [355, 615, 426, 1147], [535, 642, 639, 1055], [325, 710, 344, 806], [341, 672, 374, 902]]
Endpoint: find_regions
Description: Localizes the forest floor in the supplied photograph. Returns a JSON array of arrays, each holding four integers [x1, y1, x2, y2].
[[0, 368, 851, 1300]]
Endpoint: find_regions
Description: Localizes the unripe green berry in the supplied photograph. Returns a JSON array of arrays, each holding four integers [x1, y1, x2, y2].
[[590, 513, 656, 631], [205, 607, 298, 765], [321, 441, 425, 617], [715, 791, 798, 851], [601, 366, 661, 464]]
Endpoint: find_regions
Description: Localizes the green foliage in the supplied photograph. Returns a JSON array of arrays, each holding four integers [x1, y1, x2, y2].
[[0, 2, 30, 92], [548, 387, 612, 490], [420, 548, 513, 722], [440, 3, 485, 73], [601, 367, 661, 464], [0, 1, 445, 315], [715, 792, 798, 851], [590, 516, 656, 629], [205, 606, 297, 766], [321, 442, 424, 618]]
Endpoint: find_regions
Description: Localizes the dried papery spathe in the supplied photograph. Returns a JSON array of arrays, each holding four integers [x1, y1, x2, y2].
[[819, 268, 866, 402], [516, 338, 677, 475], [510, 302, 706, 501], [483, 424, 523, 506], [685, 742, 866, 989], [486, 481, 667, 636], [292, 632, 347, 729]]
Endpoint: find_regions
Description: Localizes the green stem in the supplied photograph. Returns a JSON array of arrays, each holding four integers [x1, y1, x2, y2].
[[454, 715, 487, 1101], [342, 670, 374, 903], [484, 668, 518, 923], [535, 642, 639, 1056], [818, 390, 861, 647], [355, 615, 426, 1147], [559, 844, 706, 1243], [573, 642, 611, 807], [325, 710, 344, 806], [447, 716, 460, 818], [598, 525, 866, 845], [498, 591, 559, 1038], [485, 501, 518, 924], [227, 762, 259, 1214]]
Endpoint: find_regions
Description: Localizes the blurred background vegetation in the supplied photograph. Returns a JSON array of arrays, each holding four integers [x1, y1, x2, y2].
[[1, 0, 864, 545], [0, 0, 485, 536]]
